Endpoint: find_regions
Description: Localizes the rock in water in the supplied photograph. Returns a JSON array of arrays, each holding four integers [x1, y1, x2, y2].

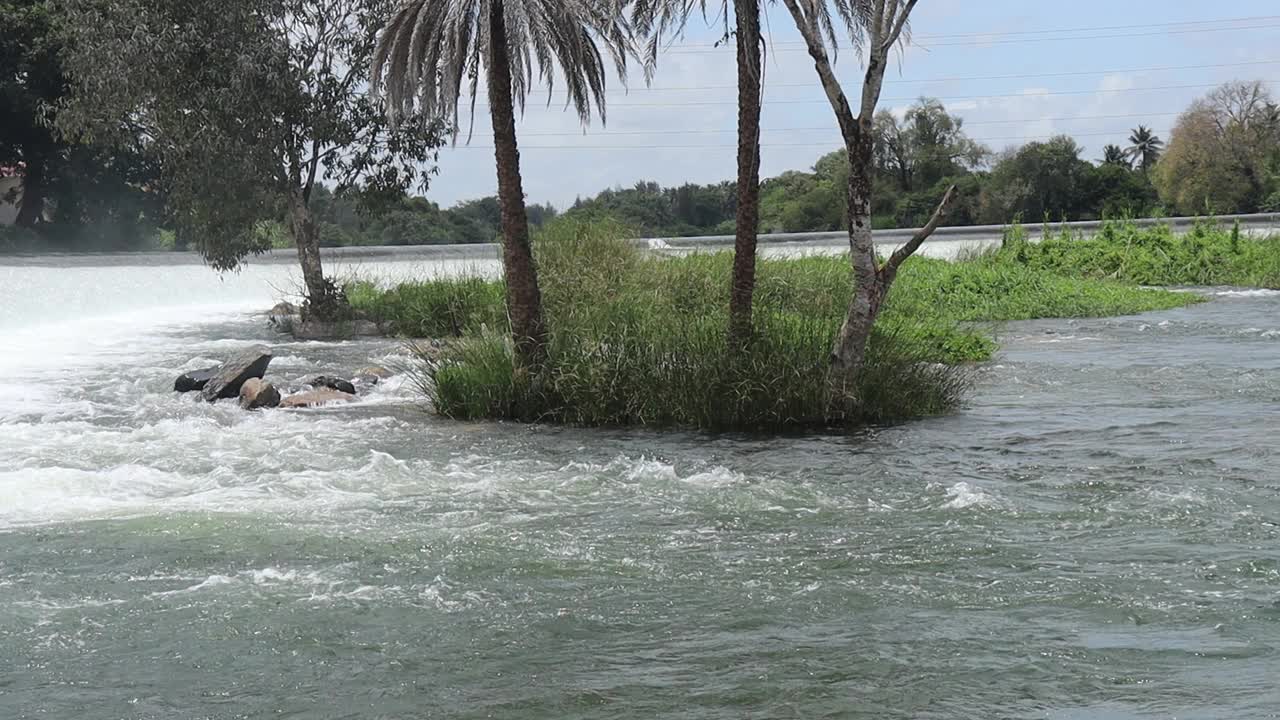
[[355, 365, 394, 380], [175, 366, 219, 393], [238, 378, 281, 410], [303, 375, 357, 395], [201, 349, 273, 402], [280, 389, 357, 409]]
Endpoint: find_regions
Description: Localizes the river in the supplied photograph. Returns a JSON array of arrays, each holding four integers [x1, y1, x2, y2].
[[1, 250, 1279, 719]]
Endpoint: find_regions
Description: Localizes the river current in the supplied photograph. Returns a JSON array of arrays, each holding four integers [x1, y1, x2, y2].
[[1, 249, 1279, 719]]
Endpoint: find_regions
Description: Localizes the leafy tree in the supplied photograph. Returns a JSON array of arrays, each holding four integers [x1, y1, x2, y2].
[[1089, 163, 1158, 218], [1, 0, 60, 228], [1154, 81, 1280, 215], [872, 98, 989, 194], [59, 0, 445, 319], [759, 170, 843, 232], [1, 0, 162, 245], [1126, 125, 1164, 175], [980, 136, 1097, 222], [373, 0, 630, 368]]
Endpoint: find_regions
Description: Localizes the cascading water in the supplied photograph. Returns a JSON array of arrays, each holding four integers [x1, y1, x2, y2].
[[1, 250, 1279, 719]]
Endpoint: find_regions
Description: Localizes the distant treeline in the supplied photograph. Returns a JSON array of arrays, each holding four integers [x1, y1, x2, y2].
[[5, 83, 1278, 252]]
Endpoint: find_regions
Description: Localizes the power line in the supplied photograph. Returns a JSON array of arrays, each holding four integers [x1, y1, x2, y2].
[[530, 81, 1275, 109], [441, 129, 1169, 151], [469, 59, 1279, 96], [661, 21, 1280, 53], [501, 112, 1183, 138], [659, 14, 1280, 48]]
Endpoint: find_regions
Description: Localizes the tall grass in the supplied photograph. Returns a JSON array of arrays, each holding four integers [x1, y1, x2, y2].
[[367, 217, 1206, 431], [349, 275, 507, 337], [998, 218, 1280, 288]]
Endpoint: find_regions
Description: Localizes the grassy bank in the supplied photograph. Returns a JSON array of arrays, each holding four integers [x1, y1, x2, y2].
[[1000, 219, 1280, 288], [350, 218, 1201, 431]]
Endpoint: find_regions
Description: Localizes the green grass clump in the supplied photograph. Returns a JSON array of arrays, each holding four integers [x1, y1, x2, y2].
[[366, 216, 1211, 431], [423, 318, 969, 430], [887, 253, 1200, 323], [999, 218, 1280, 288], [348, 275, 507, 337]]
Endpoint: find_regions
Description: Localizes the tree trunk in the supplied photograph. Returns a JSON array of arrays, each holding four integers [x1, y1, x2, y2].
[[14, 158, 46, 228], [487, 1, 547, 368], [727, 0, 763, 348], [288, 189, 335, 319], [827, 127, 881, 402]]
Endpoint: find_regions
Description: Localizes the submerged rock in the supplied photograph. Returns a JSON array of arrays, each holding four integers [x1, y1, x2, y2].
[[268, 301, 300, 317], [291, 318, 381, 341], [238, 378, 281, 411], [201, 349, 274, 402], [303, 375, 357, 395], [280, 389, 357, 409], [174, 366, 219, 393], [354, 365, 393, 381]]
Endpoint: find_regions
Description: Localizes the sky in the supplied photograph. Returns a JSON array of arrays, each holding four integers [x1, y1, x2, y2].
[[422, 1, 1280, 209]]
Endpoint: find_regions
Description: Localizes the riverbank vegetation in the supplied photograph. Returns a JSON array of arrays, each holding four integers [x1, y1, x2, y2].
[[1000, 219, 1280, 289], [347, 218, 1200, 430]]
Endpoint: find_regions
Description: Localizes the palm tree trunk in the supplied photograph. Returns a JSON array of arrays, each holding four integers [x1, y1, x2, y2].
[[727, 0, 762, 348], [487, 0, 547, 368]]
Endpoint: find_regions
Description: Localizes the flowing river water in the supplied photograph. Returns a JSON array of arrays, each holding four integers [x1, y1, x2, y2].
[[1, 248, 1279, 719]]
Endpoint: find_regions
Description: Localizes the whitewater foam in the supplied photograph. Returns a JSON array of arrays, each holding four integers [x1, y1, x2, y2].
[[942, 481, 999, 509]]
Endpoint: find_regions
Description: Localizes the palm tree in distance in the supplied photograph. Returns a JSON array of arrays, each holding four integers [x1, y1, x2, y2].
[[1126, 125, 1164, 175], [1101, 143, 1130, 167], [371, 0, 630, 369]]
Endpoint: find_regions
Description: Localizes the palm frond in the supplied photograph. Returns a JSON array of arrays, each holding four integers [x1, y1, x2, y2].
[[371, 0, 632, 136]]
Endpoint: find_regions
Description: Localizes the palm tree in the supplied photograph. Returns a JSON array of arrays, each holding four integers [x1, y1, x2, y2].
[[1101, 143, 1130, 167], [1126, 125, 1164, 174], [631, 0, 763, 347], [371, 0, 630, 369]]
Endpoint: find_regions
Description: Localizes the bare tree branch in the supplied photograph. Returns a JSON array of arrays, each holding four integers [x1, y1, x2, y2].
[[779, 0, 858, 140], [881, 183, 957, 277]]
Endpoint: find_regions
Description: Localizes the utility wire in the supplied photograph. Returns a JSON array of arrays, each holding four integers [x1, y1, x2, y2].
[[500, 111, 1184, 138], [442, 129, 1170, 151], [466, 59, 1279, 96], [658, 14, 1280, 48], [661, 21, 1280, 53], [518, 81, 1275, 109]]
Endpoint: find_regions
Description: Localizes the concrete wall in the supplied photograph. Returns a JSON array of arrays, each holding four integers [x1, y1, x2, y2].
[[0, 176, 21, 226]]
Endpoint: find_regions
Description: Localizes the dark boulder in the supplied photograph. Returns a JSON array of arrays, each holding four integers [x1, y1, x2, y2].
[[303, 375, 357, 395], [202, 348, 274, 402], [238, 378, 282, 411], [175, 366, 219, 393]]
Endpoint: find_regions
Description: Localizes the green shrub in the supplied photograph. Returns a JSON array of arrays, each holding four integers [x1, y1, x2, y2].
[[996, 218, 1280, 288]]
